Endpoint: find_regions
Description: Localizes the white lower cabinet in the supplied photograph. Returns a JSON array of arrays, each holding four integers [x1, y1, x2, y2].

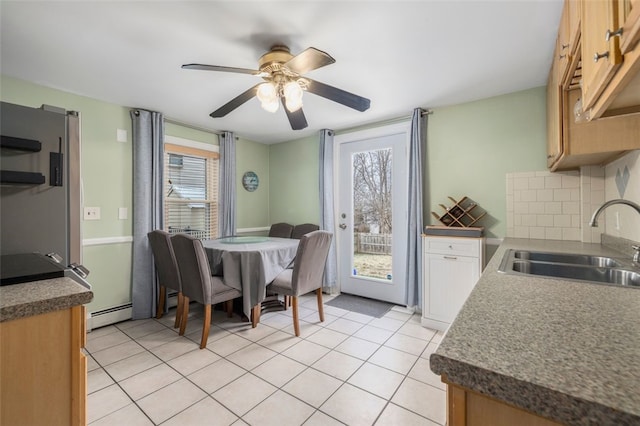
[[422, 236, 484, 331]]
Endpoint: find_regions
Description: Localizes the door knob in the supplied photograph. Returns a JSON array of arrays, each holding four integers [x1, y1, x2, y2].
[[339, 223, 347, 230]]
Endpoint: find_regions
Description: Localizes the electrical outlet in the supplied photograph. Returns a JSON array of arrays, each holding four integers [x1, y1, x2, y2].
[[84, 207, 101, 220]]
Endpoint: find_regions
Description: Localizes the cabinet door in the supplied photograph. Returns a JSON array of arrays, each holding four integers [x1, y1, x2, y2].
[[581, 0, 623, 109], [546, 53, 563, 168], [620, 0, 640, 54], [425, 254, 479, 324]]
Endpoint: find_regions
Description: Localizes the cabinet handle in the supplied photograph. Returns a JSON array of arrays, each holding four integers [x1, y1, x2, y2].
[[444, 256, 458, 260], [605, 28, 623, 41], [593, 51, 609, 62]]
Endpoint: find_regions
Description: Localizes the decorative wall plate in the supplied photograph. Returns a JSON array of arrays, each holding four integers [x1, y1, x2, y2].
[[242, 171, 259, 192]]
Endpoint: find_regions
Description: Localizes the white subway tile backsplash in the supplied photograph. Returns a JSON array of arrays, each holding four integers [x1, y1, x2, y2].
[[545, 228, 562, 240], [514, 202, 529, 214], [553, 188, 571, 201], [562, 174, 580, 188], [529, 202, 545, 215], [544, 175, 563, 189], [514, 177, 529, 190], [563, 228, 582, 241], [536, 189, 553, 202], [522, 215, 537, 226], [529, 177, 545, 189], [506, 169, 604, 242], [554, 215, 571, 228], [545, 202, 562, 215], [562, 201, 580, 215], [530, 227, 545, 239], [537, 215, 554, 227]]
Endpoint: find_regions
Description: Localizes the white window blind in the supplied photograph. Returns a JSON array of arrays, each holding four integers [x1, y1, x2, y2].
[[163, 143, 219, 240]]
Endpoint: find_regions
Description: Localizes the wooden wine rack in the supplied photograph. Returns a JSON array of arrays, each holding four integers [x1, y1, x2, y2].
[[431, 196, 486, 227]]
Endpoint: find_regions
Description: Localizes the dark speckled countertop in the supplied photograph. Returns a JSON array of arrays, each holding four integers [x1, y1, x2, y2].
[[430, 238, 640, 425], [0, 277, 93, 322]]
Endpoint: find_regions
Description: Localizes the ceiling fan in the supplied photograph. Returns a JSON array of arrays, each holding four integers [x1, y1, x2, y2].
[[182, 45, 371, 130]]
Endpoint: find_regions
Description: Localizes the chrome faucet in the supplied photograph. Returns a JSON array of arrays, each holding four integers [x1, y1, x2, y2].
[[589, 199, 640, 264]]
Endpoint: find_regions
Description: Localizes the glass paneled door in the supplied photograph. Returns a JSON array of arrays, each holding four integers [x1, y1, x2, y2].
[[337, 124, 408, 305]]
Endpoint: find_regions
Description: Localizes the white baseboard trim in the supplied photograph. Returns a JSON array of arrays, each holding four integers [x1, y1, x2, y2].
[[83, 236, 133, 246]]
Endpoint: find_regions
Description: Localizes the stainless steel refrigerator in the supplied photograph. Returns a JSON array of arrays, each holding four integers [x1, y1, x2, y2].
[[1, 101, 82, 267]]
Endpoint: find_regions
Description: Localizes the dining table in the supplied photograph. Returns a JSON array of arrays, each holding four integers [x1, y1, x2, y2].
[[202, 236, 299, 326]]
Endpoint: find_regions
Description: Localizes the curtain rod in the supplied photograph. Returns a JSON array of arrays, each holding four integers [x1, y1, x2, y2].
[[164, 117, 223, 135]]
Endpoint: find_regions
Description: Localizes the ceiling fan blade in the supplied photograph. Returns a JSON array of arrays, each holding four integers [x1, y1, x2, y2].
[[210, 84, 260, 118], [305, 79, 371, 112], [282, 99, 308, 130], [284, 47, 336, 75], [182, 63, 263, 76]]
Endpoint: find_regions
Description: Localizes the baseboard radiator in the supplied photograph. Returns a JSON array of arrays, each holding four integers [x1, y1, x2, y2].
[[87, 292, 179, 331]]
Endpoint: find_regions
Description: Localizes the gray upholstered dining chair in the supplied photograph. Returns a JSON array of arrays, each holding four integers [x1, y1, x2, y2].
[[269, 230, 333, 336], [291, 223, 320, 239], [268, 222, 294, 238], [170, 233, 242, 349], [147, 230, 183, 328]]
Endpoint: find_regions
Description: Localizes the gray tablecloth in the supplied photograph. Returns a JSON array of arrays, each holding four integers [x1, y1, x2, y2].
[[202, 237, 299, 318]]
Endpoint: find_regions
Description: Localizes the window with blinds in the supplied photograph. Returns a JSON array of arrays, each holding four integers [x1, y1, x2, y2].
[[163, 142, 219, 240]]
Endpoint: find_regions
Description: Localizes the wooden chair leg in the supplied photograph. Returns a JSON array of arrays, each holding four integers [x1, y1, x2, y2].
[[174, 292, 184, 328], [156, 285, 166, 319], [179, 296, 190, 336], [316, 288, 324, 323], [200, 304, 211, 349], [251, 305, 261, 328], [283, 295, 288, 310], [292, 296, 300, 337], [225, 300, 233, 318]]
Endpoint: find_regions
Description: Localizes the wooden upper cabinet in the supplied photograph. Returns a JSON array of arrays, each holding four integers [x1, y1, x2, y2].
[[581, 0, 623, 110], [619, 0, 640, 54]]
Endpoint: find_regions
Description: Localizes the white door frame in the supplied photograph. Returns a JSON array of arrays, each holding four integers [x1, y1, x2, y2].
[[334, 121, 410, 305]]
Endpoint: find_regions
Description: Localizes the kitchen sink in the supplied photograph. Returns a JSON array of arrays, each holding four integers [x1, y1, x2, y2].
[[499, 249, 640, 288], [512, 250, 622, 267]]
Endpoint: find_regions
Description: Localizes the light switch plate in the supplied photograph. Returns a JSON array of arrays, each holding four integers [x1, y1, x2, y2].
[[116, 128, 127, 143], [84, 207, 101, 220], [118, 207, 128, 220]]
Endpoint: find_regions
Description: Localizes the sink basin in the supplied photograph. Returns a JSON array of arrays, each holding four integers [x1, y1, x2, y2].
[[499, 249, 640, 288], [511, 260, 640, 287], [513, 250, 622, 267]]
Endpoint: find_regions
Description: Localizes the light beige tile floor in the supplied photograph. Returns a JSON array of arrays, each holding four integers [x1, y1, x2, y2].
[[86, 293, 446, 425]]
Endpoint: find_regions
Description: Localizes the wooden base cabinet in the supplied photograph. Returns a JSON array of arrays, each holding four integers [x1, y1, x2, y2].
[[0, 305, 87, 426], [421, 236, 484, 331], [445, 380, 563, 426]]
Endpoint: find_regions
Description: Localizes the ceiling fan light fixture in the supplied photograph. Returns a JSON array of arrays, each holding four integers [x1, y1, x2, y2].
[[257, 82, 279, 113], [283, 80, 304, 112]]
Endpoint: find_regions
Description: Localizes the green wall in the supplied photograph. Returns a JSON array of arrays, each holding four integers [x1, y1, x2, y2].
[[236, 137, 270, 229], [268, 135, 320, 225], [426, 87, 547, 237], [0, 75, 270, 312], [268, 87, 548, 239], [0, 74, 546, 313]]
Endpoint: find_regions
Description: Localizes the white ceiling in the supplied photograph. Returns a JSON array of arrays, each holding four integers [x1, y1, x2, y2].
[[0, 1, 563, 144]]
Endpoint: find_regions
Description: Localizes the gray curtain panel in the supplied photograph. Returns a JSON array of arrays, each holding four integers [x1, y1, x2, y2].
[[319, 129, 337, 291], [131, 109, 164, 319], [406, 108, 426, 308], [219, 131, 236, 237]]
